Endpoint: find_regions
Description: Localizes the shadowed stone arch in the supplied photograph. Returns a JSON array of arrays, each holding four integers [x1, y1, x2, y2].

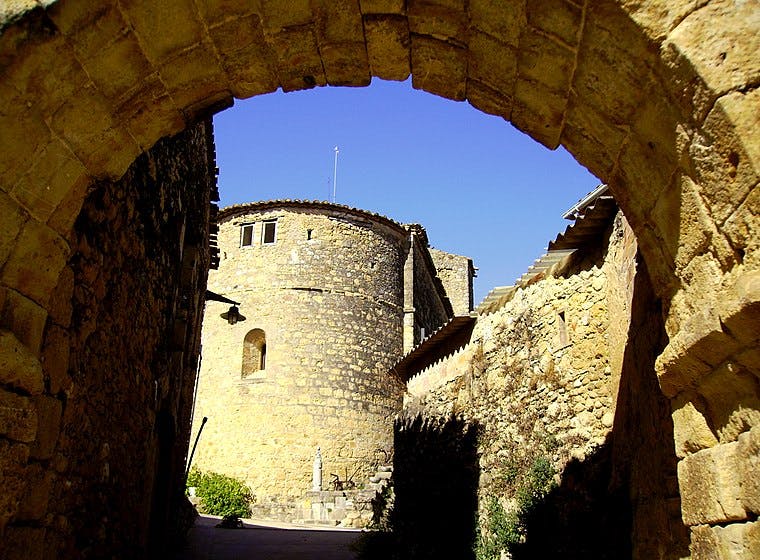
[[0, 0, 757, 556]]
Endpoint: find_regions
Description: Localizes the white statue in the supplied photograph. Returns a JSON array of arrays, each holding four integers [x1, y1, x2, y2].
[[312, 446, 322, 492]]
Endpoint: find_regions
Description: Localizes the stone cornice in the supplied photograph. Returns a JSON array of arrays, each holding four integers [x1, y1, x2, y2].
[[218, 199, 410, 237]]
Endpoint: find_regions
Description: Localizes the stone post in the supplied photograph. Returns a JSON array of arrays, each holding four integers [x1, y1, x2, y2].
[[312, 447, 322, 492]]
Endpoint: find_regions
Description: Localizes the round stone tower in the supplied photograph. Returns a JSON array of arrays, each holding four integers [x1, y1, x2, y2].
[[191, 200, 413, 515]]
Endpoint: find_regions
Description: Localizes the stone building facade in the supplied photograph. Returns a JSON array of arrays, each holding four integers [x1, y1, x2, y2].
[[429, 248, 477, 317], [396, 193, 690, 558], [0, 120, 218, 558], [191, 201, 473, 519]]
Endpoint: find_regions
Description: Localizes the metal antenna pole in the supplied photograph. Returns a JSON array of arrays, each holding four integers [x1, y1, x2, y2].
[[333, 146, 339, 202]]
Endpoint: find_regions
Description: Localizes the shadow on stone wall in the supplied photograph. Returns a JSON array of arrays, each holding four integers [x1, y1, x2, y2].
[[383, 255, 690, 560], [391, 414, 481, 560], [377, 253, 689, 560], [516, 255, 689, 559], [513, 439, 631, 559], [606, 256, 690, 559], [41, 121, 214, 558]]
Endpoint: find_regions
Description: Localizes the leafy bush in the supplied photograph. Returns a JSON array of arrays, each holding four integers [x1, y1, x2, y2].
[[186, 468, 254, 518], [515, 456, 556, 512], [475, 456, 557, 560], [475, 496, 521, 560], [186, 467, 203, 488]]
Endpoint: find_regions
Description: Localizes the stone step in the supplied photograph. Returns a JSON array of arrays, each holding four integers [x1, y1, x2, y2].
[[298, 519, 339, 527], [375, 471, 392, 480], [354, 490, 377, 502], [377, 465, 393, 472]]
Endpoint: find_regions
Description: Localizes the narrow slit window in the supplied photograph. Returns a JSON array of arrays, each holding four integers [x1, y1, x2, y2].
[[558, 311, 569, 347], [262, 220, 277, 244], [241, 224, 254, 247], [307, 229, 313, 240]]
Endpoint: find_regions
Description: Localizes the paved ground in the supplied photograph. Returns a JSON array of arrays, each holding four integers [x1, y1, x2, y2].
[[175, 515, 362, 560]]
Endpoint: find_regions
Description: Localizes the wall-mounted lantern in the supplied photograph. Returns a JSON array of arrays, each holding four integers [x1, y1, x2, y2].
[[205, 290, 246, 325], [221, 305, 245, 325]]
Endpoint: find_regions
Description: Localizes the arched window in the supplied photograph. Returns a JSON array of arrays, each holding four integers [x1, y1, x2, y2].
[[242, 329, 266, 378]]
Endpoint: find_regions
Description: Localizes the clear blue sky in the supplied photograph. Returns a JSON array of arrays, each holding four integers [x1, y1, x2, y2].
[[213, 78, 600, 305]]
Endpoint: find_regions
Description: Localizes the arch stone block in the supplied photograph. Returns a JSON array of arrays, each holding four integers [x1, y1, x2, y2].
[[0, 330, 44, 396], [363, 14, 411, 81], [0, 0, 755, 556]]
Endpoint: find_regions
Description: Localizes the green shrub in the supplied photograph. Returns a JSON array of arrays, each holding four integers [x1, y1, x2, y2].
[[186, 467, 203, 488], [186, 468, 254, 518], [475, 456, 557, 559], [515, 456, 556, 512], [475, 496, 521, 560]]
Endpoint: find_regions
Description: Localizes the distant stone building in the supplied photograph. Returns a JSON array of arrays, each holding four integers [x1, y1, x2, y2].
[[190, 200, 474, 520], [429, 248, 477, 317]]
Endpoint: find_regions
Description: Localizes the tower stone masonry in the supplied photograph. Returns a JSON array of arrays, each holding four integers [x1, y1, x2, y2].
[[190, 200, 474, 519]]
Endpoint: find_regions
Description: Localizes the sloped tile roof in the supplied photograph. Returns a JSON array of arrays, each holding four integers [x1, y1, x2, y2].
[[475, 184, 617, 316]]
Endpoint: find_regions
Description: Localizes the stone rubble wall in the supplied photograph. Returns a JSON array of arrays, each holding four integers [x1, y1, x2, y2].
[[0, 120, 216, 558], [192, 205, 410, 518], [402, 213, 690, 558], [407, 243, 619, 463]]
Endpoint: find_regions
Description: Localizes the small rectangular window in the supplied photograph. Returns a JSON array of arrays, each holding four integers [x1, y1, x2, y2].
[[558, 311, 569, 347], [241, 224, 254, 247], [262, 220, 277, 244]]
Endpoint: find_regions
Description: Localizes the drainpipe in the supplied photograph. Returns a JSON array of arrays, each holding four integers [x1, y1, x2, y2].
[[185, 416, 208, 480]]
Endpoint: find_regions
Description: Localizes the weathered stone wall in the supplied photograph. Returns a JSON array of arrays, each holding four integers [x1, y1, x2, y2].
[[430, 248, 475, 316], [608, 255, 691, 559], [407, 231, 620, 459], [411, 234, 452, 346], [403, 213, 689, 558], [0, 120, 215, 558], [192, 203, 410, 517], [0, 1, 757, 554]]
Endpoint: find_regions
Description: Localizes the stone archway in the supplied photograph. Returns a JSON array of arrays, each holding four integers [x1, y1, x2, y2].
[[0, 0, 757, 556]]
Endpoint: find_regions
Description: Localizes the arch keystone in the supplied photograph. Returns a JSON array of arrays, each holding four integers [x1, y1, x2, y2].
[[363, 14, 411, 81]]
